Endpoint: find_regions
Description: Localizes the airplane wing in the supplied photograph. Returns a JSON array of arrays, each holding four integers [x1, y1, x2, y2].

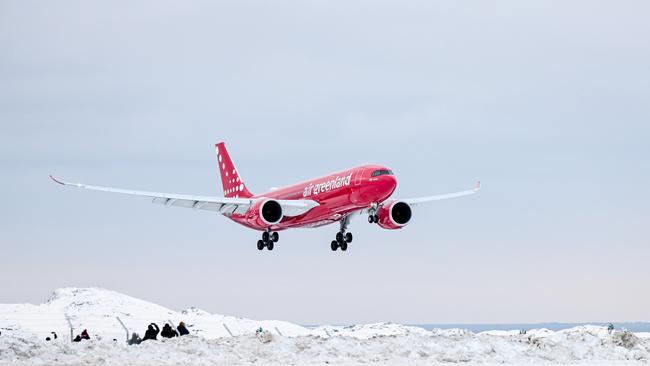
[[49, 175, 318, 217], [400, 181, 481, 206], [350, 181, 481, 218]]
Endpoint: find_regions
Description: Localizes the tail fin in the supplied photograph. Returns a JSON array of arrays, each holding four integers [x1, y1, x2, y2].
[[215, 142, 254, 199]]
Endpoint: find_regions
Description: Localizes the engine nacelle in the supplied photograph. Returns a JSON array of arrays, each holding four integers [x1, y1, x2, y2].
[[246, 199, 284, 227], [377, 200, 412, 230]]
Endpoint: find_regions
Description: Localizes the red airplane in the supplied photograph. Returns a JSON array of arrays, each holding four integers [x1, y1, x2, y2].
[[51, 142, 480, 252]]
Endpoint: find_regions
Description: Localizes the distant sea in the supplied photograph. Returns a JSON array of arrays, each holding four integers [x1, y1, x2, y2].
[[411, 322, 650, 333], [304, 322, 650, 333]]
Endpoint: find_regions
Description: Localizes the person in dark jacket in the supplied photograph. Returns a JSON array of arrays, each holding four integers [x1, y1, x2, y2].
[[80, 329, 90, 340], [73, 329, 90, 342], [128, 332, 142, 345], [160, 323, 178, 338], [45, 331, 58, 341], [142, 323, 160, 341], [177, 321, 190, 336]]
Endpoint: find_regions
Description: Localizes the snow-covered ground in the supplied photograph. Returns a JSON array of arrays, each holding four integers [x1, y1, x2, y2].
[[1, 288, 648, 365], [0, 287, 308, 341]]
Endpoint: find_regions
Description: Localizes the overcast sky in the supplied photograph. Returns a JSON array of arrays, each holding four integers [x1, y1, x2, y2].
[[1, 0, 649, 325]]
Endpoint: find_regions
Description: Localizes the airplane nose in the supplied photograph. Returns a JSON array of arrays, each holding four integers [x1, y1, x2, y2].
[[382, 174, 397, 196], [388, 175, 397, 190]]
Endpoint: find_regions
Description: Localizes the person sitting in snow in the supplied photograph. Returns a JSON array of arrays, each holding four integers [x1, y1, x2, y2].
[[73, 329, 90, 342], [80, 329, 90, 340], [142, 323, 160, 341], [177, 321, 190, 336], [128, 332, 142, 345], [160, 323, 178, 338], [72, 330, 88, 342]]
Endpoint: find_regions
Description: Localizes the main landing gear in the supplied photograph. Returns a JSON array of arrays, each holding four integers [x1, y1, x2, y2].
[[331, 216, 353, 252], [257, 230, 279, 251]]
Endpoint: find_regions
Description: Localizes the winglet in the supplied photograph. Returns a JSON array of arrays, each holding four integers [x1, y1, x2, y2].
[[49, 174, 65, 185]]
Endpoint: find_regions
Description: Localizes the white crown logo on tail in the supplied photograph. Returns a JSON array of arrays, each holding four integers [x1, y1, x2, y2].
[[215, 142, 254, 199]]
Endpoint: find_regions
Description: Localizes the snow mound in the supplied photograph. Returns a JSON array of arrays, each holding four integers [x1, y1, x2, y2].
[[313, 322, 432, 339], [0, 287, 308, 340], [1, 328, 648, 365], [1, 288, 649, 365], [46, 287, 174, 316]]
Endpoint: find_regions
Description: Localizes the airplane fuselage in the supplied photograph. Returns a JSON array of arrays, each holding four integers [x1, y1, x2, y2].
[[230, 164, 397, 231]]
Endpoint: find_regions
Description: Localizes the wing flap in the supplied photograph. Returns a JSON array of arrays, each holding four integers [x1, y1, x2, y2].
[[51, 175, 318, 217]]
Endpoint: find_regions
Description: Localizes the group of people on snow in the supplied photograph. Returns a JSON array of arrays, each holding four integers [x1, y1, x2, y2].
[[128, 321, 190, 345], [73, 329, 90, 342], [44, 322, 189, 345]]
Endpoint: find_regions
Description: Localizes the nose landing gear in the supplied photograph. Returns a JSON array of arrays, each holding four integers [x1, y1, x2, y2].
[[257, 230, 279, 251], [367, 202, 379, 224]]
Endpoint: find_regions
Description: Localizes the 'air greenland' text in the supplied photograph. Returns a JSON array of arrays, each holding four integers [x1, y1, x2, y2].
[[303, 173, 353, 198]]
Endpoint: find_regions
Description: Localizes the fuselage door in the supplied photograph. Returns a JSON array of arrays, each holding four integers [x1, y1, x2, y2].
[[354, 168, 366, 186]]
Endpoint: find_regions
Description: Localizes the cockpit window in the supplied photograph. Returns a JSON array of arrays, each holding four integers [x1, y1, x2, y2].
[[371, 169, 393, 177]]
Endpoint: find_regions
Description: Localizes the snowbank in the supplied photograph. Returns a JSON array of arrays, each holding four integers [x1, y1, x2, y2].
[[1, 327, 648, 366], [1, 288, 648, 365]]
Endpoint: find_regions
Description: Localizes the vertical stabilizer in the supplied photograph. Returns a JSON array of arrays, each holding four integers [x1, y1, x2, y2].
[[215, 142, 254, 199]]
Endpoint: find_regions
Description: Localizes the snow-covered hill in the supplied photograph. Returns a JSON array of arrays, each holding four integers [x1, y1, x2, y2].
[[0, 287, 309, 341], [1, 288, 649, 365]]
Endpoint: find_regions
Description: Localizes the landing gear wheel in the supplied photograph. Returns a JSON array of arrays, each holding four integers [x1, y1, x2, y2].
[[267, 241, 274, 251], [345, 232, 353, 243], [271, 232, 279, 242], [368, 215, 374, 223], [262, 231, 270, 242], [331, 240, 338, 251], [257, 240, 264, 250], [340, 242, 348, 251], [336, 232, 344, 243]]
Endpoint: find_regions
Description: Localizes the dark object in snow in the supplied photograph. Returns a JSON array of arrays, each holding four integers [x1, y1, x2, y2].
[[608, 323, 615, 334], [142, 323, 160, 341], [73, 329, 90, 342], [128, 332, 142, 345], [612, 330, 639, 349], [256, 327, 272, 343], [161, 323, 178, 338], [177, 322, 190, 336]]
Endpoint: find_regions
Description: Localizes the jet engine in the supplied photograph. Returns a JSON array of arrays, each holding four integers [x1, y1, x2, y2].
[[246, 198, 284, 227], [376, 200, 412, 230]]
